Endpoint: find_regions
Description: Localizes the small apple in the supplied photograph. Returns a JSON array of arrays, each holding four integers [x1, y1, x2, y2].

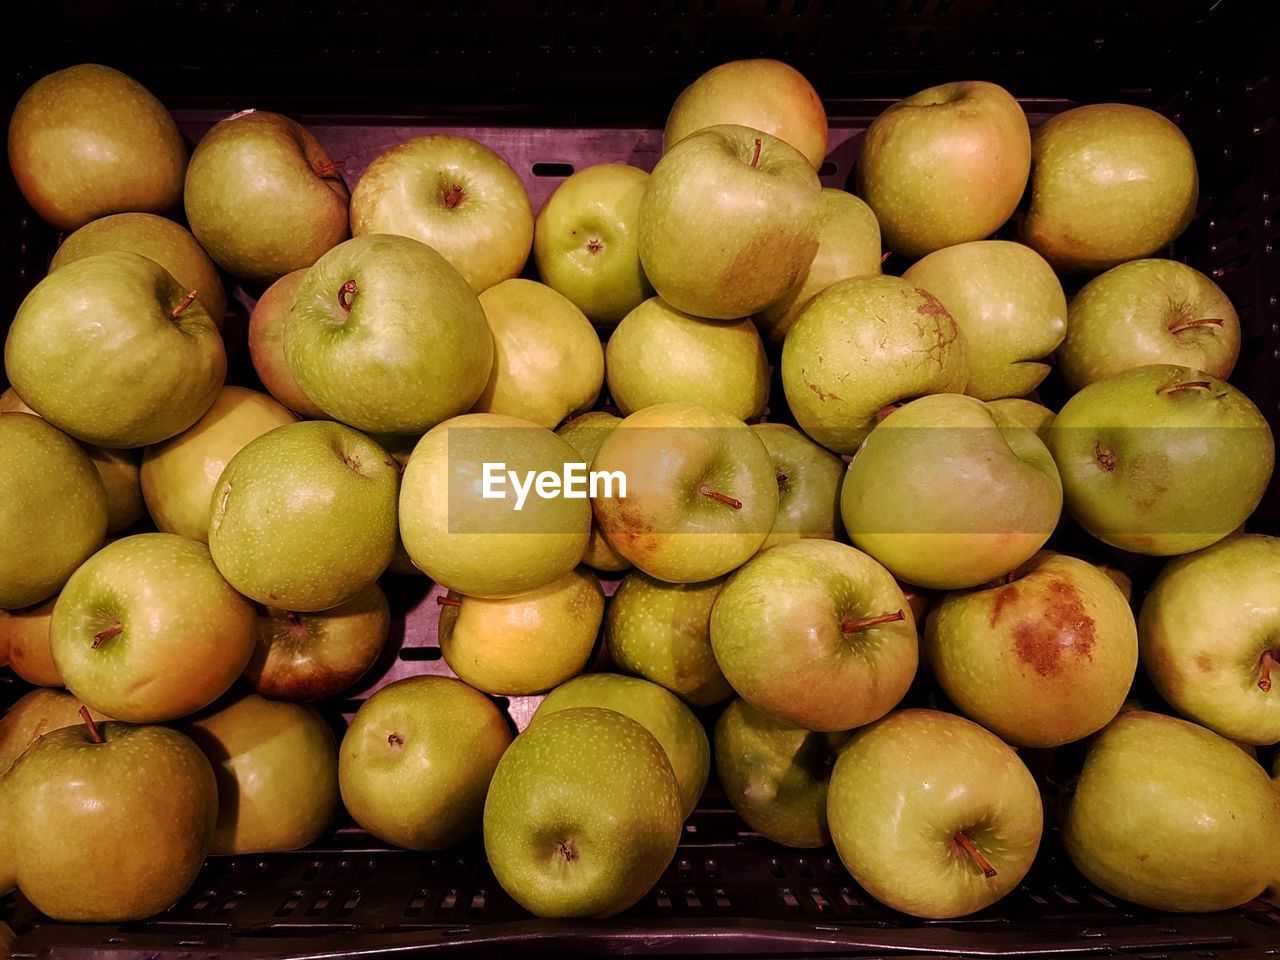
[[781, 275, 968, 454], [339, 676, 512, 850], [0, 689, 106, 775], [248, 269, 327, 418], [350, 133, 533, 293], [986, 397, 1055, 443], [752, 422, 844, 550], [556, 411, 631, 573], [1, 596, 61, 687]]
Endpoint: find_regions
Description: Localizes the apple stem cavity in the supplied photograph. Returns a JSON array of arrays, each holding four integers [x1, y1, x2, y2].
[[79, 706, 104, 744], [337, 280, 358, 312], [168, 289, 198, 319], [1258, 650, 1276, 693], [91, 623, 122, 648], [1156, 379, 1213, 396], [750, 137, 762, 168], [841, 610, 906, 633], [954, 831, 997, 879], [1169, 317, 1226, 334], [436, 596, 463, 608], [1094, 441, 1117, 472], [698, 483, 742, 510], [557, 839, 579, 863]]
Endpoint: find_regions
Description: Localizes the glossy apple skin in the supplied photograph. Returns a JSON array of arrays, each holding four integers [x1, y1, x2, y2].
[[986, 398, 1055, 444], [8, 64, 186, 231], [857, 81, 1030, 259], [842, 395, 1063, 589], [782, 275, 969, 454], [592, 403, 778, 583], [607, 298, 768, 421], [715, 698, 849, 848], [640, 125, 821, 320], [1139, 535, 1280, 744], [828, 709, 1043, 919], [248, 270, 327, 418], [0, 689, 107, 776], [339, 676, 512, 850], [1058, 259, 1240, 390], [142, 386, 296, 543], [187, 694, 338, 855], [1064, 710, 1279, 912], [51, 213, 227, 328], [350, 134, 533, 293], [605, 570, 732, 706], [1, 596, 61, 687], [4, 721, 217, 922], [556, 412, 630, 573], [1048, 365, 1274, 556], [752, 422, 845, 551], [664, 59, 828, 169], [484, 707, 681, 919], [925, 553, 1137, 747]]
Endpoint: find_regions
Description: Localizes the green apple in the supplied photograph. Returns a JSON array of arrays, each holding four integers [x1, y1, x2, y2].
[[533, 163, 652, 326], [1, 596, 61, 687], [903, 241, 1066, 400], [606, 297, 768, 421], [50, 212, 227, 328], [1058, 259, 1240, 390], [2, 715, 217, 922], [0, 690, 106, 776], [472, 279, 603, 428], [1048, 364, 1274, 555], [592, 402, 778, 583], [1139, 535, 1280, 745], [710, 539, 917, 732], [925, 553, 1137, 747], [483, 706, 681, 918], [246, 582, 390, 701], [0, 413, 107, 610], [781, 274, 968, 454], [142, 386, 296, 542], [752, 422, 845, 551], [209, 421, 398, 610], [339, 676, 511, 849], [755, 188, 882, 345], [828, 709, 1043, 919], [715, 698, 848, 848], [185, 110, 349, 282], [1021, 104, 1198, 273], [1064, 710, 1278, 911], [604, 571, 732, 706], [187, 693, 337, 855], [51, 534, 255, 722], [439, 568, 603, 696], [556, 411, 631, 573], [8, 64, 186, 230], [842, 394, 1062, 588], [248, 269, 327, 418], [986, 398, 1055, 443], [399, 413, 591, 598], [639, 124, 821, 319], [536, 672, 708, 819], [857, 81, 1030, 259], [350, 133, 533, 293], [664, 59, 828, 169]]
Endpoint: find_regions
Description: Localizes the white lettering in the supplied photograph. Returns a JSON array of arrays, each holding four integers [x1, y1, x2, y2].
[[563, 461, 588, 498], [535, 471, 561, 499], [480, 462, 627, 508], [591, 470, 627, 500], [509, 469, 535, 512], [482, 462, 507, 500]]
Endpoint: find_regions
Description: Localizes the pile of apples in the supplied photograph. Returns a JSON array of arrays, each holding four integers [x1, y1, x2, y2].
[[0, 56, 1278, 928]]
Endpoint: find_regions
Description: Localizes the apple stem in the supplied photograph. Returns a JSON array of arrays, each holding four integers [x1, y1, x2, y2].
[[954, 831, 997, 879], [1005, 569, 1019, 584], [91, 623, 122, 648], [874, 403, 901, 423], [1169, 317, 1226, 334], [285, 611, 302, 626], [443, 183, 465, 209], [313, 159, 345, 179], [880, 250, 892, 265], [750, 138, 762, 168], [1259, 650, 1275, 693], [169, 289, 198, 319], [337, 280, 358, 312], [1094, 441, 1117, 472], [841, 610, 906, 633], [1156, 379, 1213, 396], [436, 596, 463, 608], [698, 484, 742, 510], [79, 706, 104, 744]]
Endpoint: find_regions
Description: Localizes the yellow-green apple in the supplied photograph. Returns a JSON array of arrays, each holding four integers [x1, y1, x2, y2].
[[986, 398, 1055, 443], [752, 422, 845, 551], [246, 582, 390, 701], [605, 571, 732, 706], [556, 412, 630, 573], [715, 698, 849, 848], [1139, 535, 1280, 745], [1058, 259, 1240, 390], [1, 596, 61, 687], [1063, 710, 1278, 911], [184, 110, 348, 282], [536, 673, 708, 819], [399, 413, 591, 598], [8, 64, 186, 230], [248, 269, 326, 418], [710, 539, 916, 731], [483, 707, 681, 918], [592, 402, 778, 582], [210, 421, 398, 610], [903, 241, 1066, 400], [828, 709, 1042, 918], [924, 553, 1137, 747], [0, 413, 107, 610], [1047, 365, 1273, 555], [0, 690, 106, 775], [350, 134, 533, 293], [142, 386, 296, 542], [2, 713, 217, 922], [51, 534, 255, 722], [842, 394, 1062, 588], [339, 676, 511, 849], [639, 125, 821, 319], [755, 188, 882, 345], [186, 694, 337, 855], [663, 59, 828, 169], [50, 212, 227, 328], [472, 279, 603, 428], [857, 81, 1030, 258], [438, 568, 603, 696], [781, 275, 968, 453]]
